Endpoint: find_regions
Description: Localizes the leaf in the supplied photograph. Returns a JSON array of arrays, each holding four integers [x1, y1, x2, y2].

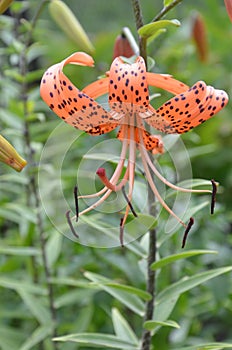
[[18, 290, 51, 325], [138, 19, 180, 39], [19, 325, 53, 350], [112, 308, 139, 345], [0, 326, 24, 350], [44, 231, 63, 269], [174, 343, 232, 350], [152, 267, 232, 329], [0, 277, 47, 295], [0, 245, 41, 256], [151, 250, 217, 271], [164, 0, 174, 5], [84, 271, 145, 316], [144, 319, 180, 331], [53, 333, 139, 349], [106, 283, 151, 301], [156, 266, 232, 305]]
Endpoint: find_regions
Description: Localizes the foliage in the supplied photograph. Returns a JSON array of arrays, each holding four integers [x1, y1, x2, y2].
[[0, 1, 231, 350]]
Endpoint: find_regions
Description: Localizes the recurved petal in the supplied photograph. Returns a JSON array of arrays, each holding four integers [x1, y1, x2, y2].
[[40, 52, 115, 133]]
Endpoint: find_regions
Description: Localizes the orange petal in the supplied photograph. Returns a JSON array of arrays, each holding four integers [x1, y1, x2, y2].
[[146, 72, 189, 95], [144, 81, 228, 134], [108, 56, 149, 116], [83, 77, 109, 99], [40, 52, 116, 133]]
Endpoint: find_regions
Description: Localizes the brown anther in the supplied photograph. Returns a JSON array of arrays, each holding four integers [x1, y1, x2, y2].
[[66, 210, 79, 239], [119, 218, 125, 248], [73, 185, 79, 222], [122, 186, 138, 217], [210, 179, 217, 215], [182, 217, 194, 248]]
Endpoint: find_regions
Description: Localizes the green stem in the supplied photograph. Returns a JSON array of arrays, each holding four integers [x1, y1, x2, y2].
[[152, 0, 183, 22], [131, 0, 147, 64], [18, 2, 59, 349]]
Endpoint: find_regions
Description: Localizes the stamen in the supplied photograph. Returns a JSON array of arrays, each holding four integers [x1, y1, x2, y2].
[[182, 217, 194, 248], [73, 185, 79, 222], [143, 148, 211, 195], [122, 186, 138, 217], [119, 218, 125, 247], [211, 179, 217, 215], [66, 210, 79, 239]]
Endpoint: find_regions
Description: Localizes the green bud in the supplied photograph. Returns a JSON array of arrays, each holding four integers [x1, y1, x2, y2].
[[49, 0, 95, 54], [0, 0, 14, 14], [0, 135, 27, 172]]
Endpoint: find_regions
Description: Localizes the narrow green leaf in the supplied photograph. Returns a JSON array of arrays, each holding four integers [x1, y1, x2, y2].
[[151, 250, 217, 271], [144, 319, 180, 331], [138, 19, 180, 39], [112, 308, 139, 345], [0, 326, 24, 350], [18, 290, 51, 325], [84, 271, 145, 316], [157, 266, 232, 305], [19, 325, 53, 350], [106, 283, 151, 301], [173, 343, 232, 350], [0, 246, 41, 256], [164, 0, 174, 6], [44, 231, 63, 269], [147, 28, 167, 44], [0, 277, 47, 295], [53, 333, 139, 349]]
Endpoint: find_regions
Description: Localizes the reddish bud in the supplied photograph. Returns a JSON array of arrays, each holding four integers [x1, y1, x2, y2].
[[113, 34, 135, 59], [224, 0, 232, 22], [192, 13, 208, 63]]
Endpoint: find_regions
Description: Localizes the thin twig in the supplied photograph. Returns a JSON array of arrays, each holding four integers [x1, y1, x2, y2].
[[152, 0, 183, 22]]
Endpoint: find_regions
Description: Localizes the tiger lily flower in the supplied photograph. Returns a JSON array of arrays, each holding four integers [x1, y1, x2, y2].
[[40, 52, 228, 246]]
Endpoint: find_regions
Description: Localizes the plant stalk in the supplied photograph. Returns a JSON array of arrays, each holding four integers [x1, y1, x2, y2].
[[18, 2, 59, 348], [152, 0, 183, 22]]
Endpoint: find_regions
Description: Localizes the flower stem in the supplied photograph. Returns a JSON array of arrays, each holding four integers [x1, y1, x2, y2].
[[140, 178, 157, 350], [152, 0, 183, 22], [131, 0, 147, 64], [18, 2, 59, 348]]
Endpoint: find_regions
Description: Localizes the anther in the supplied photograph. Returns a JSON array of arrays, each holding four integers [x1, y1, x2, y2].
[[182, 217, 194, 248], [210, 179, 217, 215], [73, 185, 79, 222], [119, 218, 124, 248], [122, 186, 138, 217], [66, 210, 79, 239]]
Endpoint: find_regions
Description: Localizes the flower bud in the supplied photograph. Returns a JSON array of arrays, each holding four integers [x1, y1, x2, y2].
[[0, 135, 27, 172], [0, 0, 14, 14], [192, 13, 208, 63], [113, 33, 135, 59], [49, 0, 94, 54], [224, 0, 232, 22]]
